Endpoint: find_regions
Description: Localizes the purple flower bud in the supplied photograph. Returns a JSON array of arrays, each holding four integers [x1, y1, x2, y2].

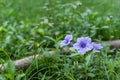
[[60, 35, 72, 47], [92, 42, 103, 51], [73, 37, 93, 54]]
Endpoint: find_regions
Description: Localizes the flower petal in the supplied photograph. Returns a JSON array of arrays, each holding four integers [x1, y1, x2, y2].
[[60, 40, 70, 47], [92, 42, 103, 50], [77, 48, 87, 54], [65, 35, 72, 41], [86, 43, 93, 51], [73, 43, 80, 49], [77, 37, 84, 43], [84, 37, 92, 43]]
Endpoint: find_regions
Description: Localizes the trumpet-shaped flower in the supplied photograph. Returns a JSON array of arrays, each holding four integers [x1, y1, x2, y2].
[[60, 35, 72, 47], [92, 42, 103, 50], [73, 37, 93, 54]]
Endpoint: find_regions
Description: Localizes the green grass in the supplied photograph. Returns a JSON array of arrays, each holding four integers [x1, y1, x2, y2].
[[0, 0, 120, 80]]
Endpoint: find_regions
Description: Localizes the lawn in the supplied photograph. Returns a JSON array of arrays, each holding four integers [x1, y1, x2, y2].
[[0, 0, 120, 80]]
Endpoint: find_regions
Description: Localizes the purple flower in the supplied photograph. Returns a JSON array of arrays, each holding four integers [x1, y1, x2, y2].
[[92, 42, 103, 51], [60, 35, 72, 47], [73, 37, 93, 54]]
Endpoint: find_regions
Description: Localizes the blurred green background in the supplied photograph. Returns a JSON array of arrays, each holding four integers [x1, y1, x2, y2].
[[0, 0, 120, 59]]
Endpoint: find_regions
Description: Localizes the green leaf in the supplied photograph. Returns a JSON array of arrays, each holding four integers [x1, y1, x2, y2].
[[15, 73, 25, 80], [41, 71, 48, 80], [4, 74, 13, 80], [5, 60, 15, 80], [44, 36, 55, 42], [87, 73, 95, 77], [0, 75, 7, 80], [68, 53, 80, 57], [85, 54, 91, 65], [101, 26, 109, 29], [6, 60, 15, 75]]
